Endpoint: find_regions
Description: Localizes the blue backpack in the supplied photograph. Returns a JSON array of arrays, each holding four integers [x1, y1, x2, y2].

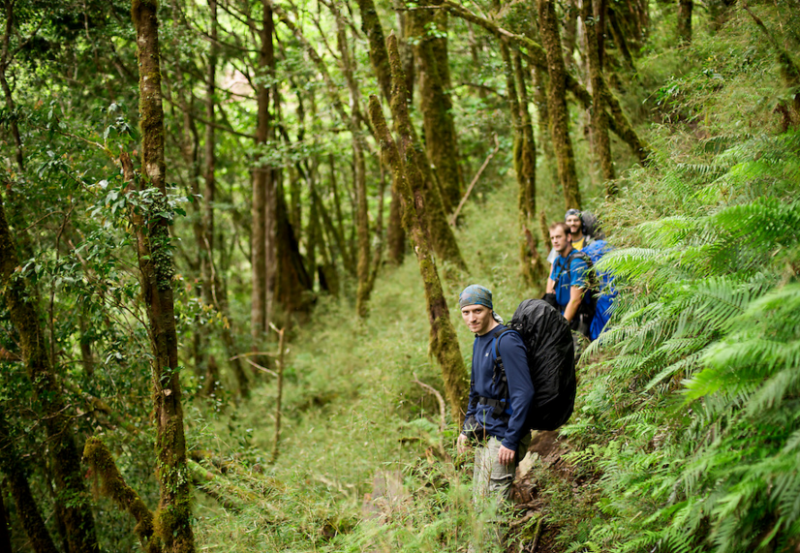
[[581, 240, 616, 340]]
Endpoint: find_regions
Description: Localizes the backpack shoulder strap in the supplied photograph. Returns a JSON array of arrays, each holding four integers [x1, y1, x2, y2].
[[563, 250, 592, 287], [491, 328, 514, 360]]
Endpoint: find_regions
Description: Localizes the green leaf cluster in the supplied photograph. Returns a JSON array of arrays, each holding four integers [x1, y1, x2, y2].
[[564, 129, 800, 553]]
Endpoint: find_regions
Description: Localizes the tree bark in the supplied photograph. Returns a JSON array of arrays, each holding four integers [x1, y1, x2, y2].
[[442, 0, 649, 165], [357, 0, 392, 102], [83, 437, 162, 553], [502, 43, 546, 286], [607, 7, 635, 69], [251, 0, 274, 364], [562, 0, 579, 72], [0, 486, 10, 553], [537, 0, 582, 210], [677, 0, 693, 45], [333, 8, 372, 318], [596, 0, 607, 68], [582, 0, 617, 194], [413, 4, 462, 213], [273, 179, 313, 318], [0, 0, 23, 173], [0, 195, 98, 553], [357, 16, 465, 270], [130, 1, 195, 550], [357, 0, 405, 266], [0, 412, 59, 553], [513, 50, 547, 284], [369, 34, 468, 421]]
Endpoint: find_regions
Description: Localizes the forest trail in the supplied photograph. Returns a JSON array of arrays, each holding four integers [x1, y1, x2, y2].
[[2, 1, 799, 552]]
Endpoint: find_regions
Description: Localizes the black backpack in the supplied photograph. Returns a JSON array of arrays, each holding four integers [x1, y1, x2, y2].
[[580, 211, 606, 240], [484, 299, 577, 432]]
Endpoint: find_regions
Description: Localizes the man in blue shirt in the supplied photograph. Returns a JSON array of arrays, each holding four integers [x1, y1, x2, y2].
[[456, 285, 534, 502], [547, 222, 589, 329]]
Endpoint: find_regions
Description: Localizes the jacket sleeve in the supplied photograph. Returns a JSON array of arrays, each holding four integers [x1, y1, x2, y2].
[[497, 332, 534, 451]]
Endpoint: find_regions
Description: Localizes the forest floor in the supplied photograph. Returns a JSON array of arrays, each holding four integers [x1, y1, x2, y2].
[[187, 178, 550, 552], [180, 5, 799, 551]]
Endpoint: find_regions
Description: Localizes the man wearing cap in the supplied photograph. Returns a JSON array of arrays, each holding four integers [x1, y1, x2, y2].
[[456, 285, 534, 502], [546, 208, 594, 268]]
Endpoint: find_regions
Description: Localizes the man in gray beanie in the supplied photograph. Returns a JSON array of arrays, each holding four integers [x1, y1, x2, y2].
[[457, 285, 534, 549]]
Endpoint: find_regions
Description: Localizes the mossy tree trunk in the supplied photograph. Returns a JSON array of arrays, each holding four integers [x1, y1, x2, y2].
[[536, 0, 582, 210], [130, 1, 195, 550], [596, 0, 608, 68], [275, 3, 376, 314], [607, 7, 635, 70], [501, 43, 546, 287], [513, 49, 547, 284], [334, 9, 371, 318], [83, 437, 162, 553], [368, 34, 468, 421], [582, 0, 617, 195], [443, 0, 649, 166], [0, 490, 10, 553], [561, 0, 579, 72], [356, 18, 466, 271], [413, 3, 463, 213], [0, 412, 59, 553], [357, 0, 405, 265], [0, 195, 98, 553], [677, 0, 693, 44], [357, 0, 391, 101], [742, 3, 800, 128]]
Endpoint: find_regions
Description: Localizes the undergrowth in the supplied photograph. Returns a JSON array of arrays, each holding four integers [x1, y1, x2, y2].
[[182, 3, 800, 552]]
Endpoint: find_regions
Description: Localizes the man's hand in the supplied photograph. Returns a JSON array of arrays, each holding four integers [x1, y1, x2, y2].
[[457, 433, 471, 455], [498, 444, 516, 465]]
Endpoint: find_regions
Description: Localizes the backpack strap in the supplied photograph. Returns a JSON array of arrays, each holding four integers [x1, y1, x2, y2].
[[476, 328, 515, 421]]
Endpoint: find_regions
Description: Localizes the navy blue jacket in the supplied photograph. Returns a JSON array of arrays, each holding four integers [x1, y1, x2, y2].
[[464, 324, 534, 451]]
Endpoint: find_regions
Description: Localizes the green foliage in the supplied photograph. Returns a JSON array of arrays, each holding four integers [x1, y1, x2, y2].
[[560, 43, 800, 553]]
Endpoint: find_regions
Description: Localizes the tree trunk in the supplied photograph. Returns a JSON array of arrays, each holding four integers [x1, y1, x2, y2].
[[130, 1, 195, 550], [386, 182, 406, 264], [562, 0, 579, 72], [324, 156, 352, 274], [513, 51, 547, 284], [607, 7, 635, 69], [413, 4, 462, 213], [358, 0, 405, 265], [536, 0, 582, 210], [369, 34, 468, 421], [357, 0, 392, 102], [312, 186, 342, 297], [83, 437, 162, 553], [0, 197, 98, 553], [0, 486, 10, 553], [0, 413, 59, 553], [333, 10, 372, 318], [582, 0, 617, 194], [251, 0, 274, 364], [273, 180, 313, 318], [356, 6, 465, 271], [502, 43, 546, 287], [677, 0, 693, 44], [596, 0, 608, 68]]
